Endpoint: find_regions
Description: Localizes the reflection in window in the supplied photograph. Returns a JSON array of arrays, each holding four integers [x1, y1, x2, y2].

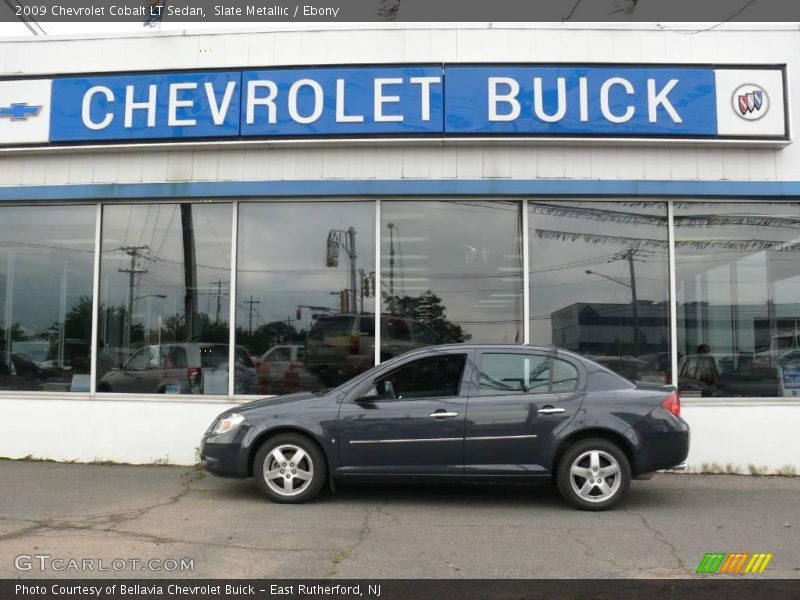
[[0, 206, 95, 392], [529, 201, 671, 383], [237, 202, 376, 393], [478, 353, 550, 395], [675, 203, 800, 398], [96, 204, 237, 395], [380, 201, 524, 359], [375, 354, 466, 399], [477, 353, 578, 395]]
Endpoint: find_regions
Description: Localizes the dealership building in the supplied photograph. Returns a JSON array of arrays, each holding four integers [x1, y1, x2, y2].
[[0, 23, 798, 472]]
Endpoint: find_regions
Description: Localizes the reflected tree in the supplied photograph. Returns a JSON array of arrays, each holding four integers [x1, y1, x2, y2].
[[384, 290, 470, 343]]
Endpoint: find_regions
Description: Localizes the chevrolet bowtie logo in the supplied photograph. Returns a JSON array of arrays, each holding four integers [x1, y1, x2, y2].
[[0, 103, 42, 121]]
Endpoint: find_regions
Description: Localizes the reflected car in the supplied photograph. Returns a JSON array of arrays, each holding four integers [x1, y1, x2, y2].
[[10, 341, 50, 366], [592, 356, 663, 383], [201, 344, 689, 511], [0, 352, 47, 391], [304, 313, 440, 387], [678, 354, 781, 397], [255, 344, 319, 395], [98, 343, 256, 394]]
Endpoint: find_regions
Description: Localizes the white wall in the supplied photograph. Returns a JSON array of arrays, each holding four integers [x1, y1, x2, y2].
[[682, 403, 800, 474], [0, 397, 237, 465], [1, 397, 796, 472]]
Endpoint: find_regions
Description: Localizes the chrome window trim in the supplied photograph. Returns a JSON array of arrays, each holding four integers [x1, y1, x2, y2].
[[349, 437, 462, 444], [465, 434, 539, 441]]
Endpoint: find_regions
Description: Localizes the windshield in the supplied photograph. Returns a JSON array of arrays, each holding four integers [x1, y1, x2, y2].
[[308, 316, 355, 341]]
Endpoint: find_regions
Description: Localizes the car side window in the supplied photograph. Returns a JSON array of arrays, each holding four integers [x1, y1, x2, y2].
[[477, 353, 579, 396], [478, 353, 550, 396], [411, 322, 439, 344], [359, 317, 374, 335], [387, 318, 411, 342], [374, 354, 467, 400], [551, 358, 579, 392], [162, 346, 187, 369], [268, 347, 291, 362], [127, 349, 148, 371], [235, 347, 253, 367]]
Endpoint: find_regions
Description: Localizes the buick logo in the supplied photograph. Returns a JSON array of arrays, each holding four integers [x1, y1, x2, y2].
[[732, 84, 769, 121]]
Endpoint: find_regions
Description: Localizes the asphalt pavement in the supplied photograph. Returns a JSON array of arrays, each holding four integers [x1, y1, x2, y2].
[[0, 460, 798, 579]]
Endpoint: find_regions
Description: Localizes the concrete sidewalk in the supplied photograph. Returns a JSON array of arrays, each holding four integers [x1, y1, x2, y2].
[[0, 461, 798, 579]]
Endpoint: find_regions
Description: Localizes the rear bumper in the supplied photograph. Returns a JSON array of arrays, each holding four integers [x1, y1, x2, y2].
[[630, 408, 690, 475]]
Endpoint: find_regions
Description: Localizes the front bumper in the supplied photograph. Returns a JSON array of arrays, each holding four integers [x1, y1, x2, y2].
[[200, 434, 250, 478]]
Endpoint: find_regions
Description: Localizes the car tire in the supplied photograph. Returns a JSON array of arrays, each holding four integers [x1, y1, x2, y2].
[[556, 438, 631, 511], [253, 433, 326, 504]]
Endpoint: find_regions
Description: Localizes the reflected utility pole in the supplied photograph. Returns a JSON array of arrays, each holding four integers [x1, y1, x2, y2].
[[387, 222, 395, 315], [210, 280, 228, 326], [180, 205, 198, 342], [585, 248, 641, 355], [244, 296, 260, 336], [118, 245, 149, 353], [326, 227, 358, 314]]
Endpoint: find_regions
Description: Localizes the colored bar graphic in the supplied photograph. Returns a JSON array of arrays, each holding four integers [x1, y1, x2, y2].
[[744, 553, 774, 574], [697, 552, 773, 574]]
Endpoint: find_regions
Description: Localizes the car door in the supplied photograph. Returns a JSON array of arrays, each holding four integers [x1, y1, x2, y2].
[[109, 347, 152, 393], [464, 350, 585, 475], [337, 351, 472, 476]]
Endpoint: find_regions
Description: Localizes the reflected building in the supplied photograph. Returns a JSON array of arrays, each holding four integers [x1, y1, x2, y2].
[[550, 301, 670, 357]]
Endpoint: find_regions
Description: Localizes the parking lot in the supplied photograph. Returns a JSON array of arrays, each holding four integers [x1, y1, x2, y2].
[[0, 460, 798, 579]]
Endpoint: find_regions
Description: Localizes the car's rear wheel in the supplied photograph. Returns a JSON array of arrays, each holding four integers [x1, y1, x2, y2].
[[253, 433, 326, 504], [556, 438, 631, 511]]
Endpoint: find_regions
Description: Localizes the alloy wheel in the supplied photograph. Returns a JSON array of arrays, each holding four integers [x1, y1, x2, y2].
[[568, 449, 622, 504], [263, 444, 314, 497]]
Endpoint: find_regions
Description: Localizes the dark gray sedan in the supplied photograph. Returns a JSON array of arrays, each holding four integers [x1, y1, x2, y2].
[[201, 344, 689, 510]]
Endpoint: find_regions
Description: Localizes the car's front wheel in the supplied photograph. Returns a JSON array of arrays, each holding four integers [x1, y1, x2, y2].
[[253, 433, 326, 504], [556, 438, 631, 511]]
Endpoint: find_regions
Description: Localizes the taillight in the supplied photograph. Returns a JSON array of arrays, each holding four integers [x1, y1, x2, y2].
[[350, 335, 360, 354], [187, 367, 202, 393], [662, 391, 681, 418]]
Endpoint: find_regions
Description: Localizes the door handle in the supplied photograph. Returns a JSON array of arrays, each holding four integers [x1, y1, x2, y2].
[[430, 411, 459, 418], [538, 406, 566, 415]]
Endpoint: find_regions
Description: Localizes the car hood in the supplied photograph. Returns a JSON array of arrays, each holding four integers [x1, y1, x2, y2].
[[236, 390, 332, 413]]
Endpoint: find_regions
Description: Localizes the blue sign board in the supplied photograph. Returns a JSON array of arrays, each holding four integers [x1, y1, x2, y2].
[[444, 67, 716, 136], [51, 72, 242, 141], [17, 64, 781, 145], [240, 67, 443, 136]]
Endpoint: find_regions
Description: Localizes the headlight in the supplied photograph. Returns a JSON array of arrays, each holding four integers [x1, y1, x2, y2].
[[212, 413, 245, 435]]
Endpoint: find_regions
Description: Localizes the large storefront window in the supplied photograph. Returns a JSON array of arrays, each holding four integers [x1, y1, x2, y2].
[[380, 201, 524, 357], [237, 202, 376, 393], [96, 203, 233, 395], [529, 201, 671, 383], [675, 202, 800, 398], [0, 205, 96, 393]]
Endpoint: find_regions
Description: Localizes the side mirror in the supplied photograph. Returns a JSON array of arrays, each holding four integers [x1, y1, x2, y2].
[[354, 385, 380, 403], [354, 380, 399, 402]]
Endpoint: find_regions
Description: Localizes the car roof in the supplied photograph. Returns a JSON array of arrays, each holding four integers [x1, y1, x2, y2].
[[400, 343, 587, 361]]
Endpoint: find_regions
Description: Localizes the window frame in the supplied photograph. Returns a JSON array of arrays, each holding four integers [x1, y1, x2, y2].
[[474, 350, 582, 397], [348, 351, 471, 403]]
